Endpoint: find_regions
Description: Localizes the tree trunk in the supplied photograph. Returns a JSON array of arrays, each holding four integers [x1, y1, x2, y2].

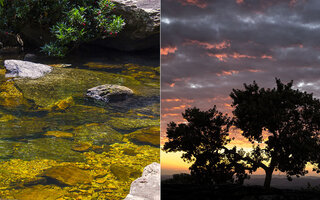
[[263, 168, 274, 189]]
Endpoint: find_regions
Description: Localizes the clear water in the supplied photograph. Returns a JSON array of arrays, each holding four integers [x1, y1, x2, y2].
[[0, 53, 160, 199]]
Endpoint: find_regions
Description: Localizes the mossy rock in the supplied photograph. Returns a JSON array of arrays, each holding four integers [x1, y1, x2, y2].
[[44, 105, 109, 127], [122, 64, 160, 95], [84, 62, 123, 69], [0, 69, 6, 76], [109, 164, 141, 181], [125, 126, 160, 146], [108, 117, 159, 130], [14, 67, 143, 107], [44, 131, 73, 138], [73, 123, 123, 145], [47, 96, 75, 111], [71, 142, 91, 152], [0, 80, 30, 108], [0, 117, 47, 139], [0, 140, 14, 160], [0, 113, 16, 122], [14, 185, 67, 200], [41, 166, 92, 186], [13, 138, 85, 162]]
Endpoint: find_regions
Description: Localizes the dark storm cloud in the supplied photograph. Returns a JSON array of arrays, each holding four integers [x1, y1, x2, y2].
[[161, 0, 320, 138]]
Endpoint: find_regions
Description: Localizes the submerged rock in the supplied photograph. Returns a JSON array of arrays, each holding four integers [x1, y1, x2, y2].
[[4, 60, 52, 79], [71, 142, 91, 152], [44, 104, 110, 127], [0, 140, 14, 160], [44, 131, 73, 138], [0, 80, 29, 108], [108, 117, 159, 130], [110, 164, 141, 181], [14, 67, 140, 107], [124, 162, 160, 200], [126, 126, 160, 146], [13, 138, 85, 162], [73, 123, 123, 145], [86, 84, 134, 103], [14, 185, 66, 200], [41, 166, 92, 186], [48, 96, 75, 111], [0, 117, 47, 139]]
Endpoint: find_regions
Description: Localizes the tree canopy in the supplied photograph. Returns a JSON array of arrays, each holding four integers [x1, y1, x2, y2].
[[163, 106, 249, 185], [164, 79, 320, 189]]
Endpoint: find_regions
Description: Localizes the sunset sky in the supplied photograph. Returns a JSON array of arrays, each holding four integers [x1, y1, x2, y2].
[[161, 0, 320, 176]]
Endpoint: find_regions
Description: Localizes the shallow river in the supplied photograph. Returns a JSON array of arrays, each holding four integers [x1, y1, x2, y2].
[[0, 52, 160, 200]]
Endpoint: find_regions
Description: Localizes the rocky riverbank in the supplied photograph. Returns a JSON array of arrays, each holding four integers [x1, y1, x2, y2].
[[0, 0, 160, 54]]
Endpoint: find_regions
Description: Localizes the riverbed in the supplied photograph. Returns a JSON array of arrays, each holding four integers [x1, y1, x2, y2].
[[0, 51, 160, 200]]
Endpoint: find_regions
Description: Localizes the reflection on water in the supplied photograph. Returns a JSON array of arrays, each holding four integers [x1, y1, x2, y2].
[[0, 53, 160, 199]]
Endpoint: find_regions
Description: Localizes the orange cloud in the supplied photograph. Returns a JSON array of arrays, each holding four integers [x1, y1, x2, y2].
[[162, 113, 180, 117], [231, 52, 256, 59], [184, 40, 230, 50], [261, 54, 273, 59], [178, 0, 208, 8], [236, 0, 244, 4], [208, 52, 273, 61], [224, 103, 232, 109], [207, 53, 228, 61], [248, 69, 263, 73], [216, 70, 239, 76], [161, 46, 178, 55], [164, 105, 188, 111], [162, 99, 182, 102]]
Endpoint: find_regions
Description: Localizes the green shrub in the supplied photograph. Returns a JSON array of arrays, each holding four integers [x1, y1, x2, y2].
[[0, 0, 125, 57]]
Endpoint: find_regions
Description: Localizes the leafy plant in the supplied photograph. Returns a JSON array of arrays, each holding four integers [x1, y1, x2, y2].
[[0, 0, 125, 57]]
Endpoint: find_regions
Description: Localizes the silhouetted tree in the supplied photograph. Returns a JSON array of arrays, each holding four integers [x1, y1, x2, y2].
[[163, 106, 249, 185], [230, 79, 320, 189], [163, 79, 320, 189]]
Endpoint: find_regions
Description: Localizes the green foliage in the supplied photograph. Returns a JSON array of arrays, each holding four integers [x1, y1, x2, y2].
[[41, 43, 67, 58], [0, 0, 125, 57]]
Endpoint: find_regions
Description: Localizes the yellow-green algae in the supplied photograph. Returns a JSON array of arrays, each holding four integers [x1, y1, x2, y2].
[[0, 60, 160, 199], [108, 117, 159, 130], [0, 80, 30, 108], [73, 123, 123, 145], [13, 138, 86, 162], [44, 131, 74, 138], [125, 126, 160, 146], [0, 116, 48, 139], [47, 97, 75, 111], [84, 62, 123, 69], [0, 142, 159, 200], [13, 67, 158, 107]]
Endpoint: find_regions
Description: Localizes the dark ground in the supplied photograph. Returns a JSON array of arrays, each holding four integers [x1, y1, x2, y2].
[[161, 183, 320, 200]]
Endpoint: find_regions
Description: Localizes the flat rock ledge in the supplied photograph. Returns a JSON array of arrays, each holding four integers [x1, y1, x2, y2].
[[4, 60, 52, 79], [125, 162, 160, 200], [86, 84, 134, 103]]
